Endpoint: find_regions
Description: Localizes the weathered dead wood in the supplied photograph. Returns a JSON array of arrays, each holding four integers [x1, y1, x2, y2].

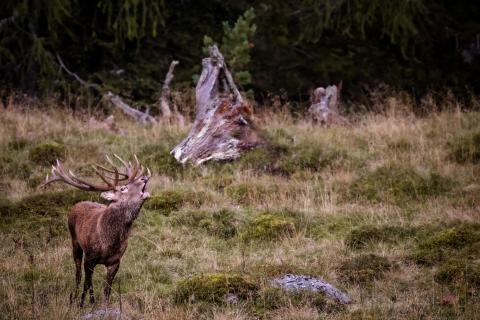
[[158, 60, 178, 119], [104, 91, 156, 125], [157, 60, 185, 125], [171, 45, 262, 165], [309, 82, 348, 125], [57, 54, 157, 125]]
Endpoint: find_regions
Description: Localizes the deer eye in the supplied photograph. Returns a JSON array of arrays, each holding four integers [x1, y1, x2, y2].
[[120, 186, 128, 193]]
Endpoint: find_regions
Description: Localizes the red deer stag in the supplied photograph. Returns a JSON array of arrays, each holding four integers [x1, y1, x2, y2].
[[40, 155, 151, 306]]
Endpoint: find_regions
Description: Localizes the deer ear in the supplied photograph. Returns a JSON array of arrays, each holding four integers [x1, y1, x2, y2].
[[100, 191, 117, 202]]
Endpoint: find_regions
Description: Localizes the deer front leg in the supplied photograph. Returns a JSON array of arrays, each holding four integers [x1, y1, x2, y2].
[[104, 262, 120, 303], [69, 243, 83, 305], [81, 259, 96, 307]]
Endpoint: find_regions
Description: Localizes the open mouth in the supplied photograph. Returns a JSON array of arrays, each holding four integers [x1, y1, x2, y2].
[[141, 182, 148, 193]]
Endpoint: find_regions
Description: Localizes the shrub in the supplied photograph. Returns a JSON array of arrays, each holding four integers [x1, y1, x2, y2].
[[349, 163, 452, 204], [339, 254, 391, 284], [346, 225, 418, 249], [3, 190, 92, 217], [145, 189, 210, 215], [308, 213, 368, 239], [411, 223, 480, 265], [139, 143, 183, 177], [174, 273, 258, 304], [171, 209, 238, 239], [449, 131, 480, 164], [28, 140, 66, 166], [241, 213, 296, 242], [144, 190, 185, 214], [434, 259, 480, 288]]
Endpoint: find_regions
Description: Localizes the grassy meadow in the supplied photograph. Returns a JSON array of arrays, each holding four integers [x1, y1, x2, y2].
[[0, 99, 479, 319]]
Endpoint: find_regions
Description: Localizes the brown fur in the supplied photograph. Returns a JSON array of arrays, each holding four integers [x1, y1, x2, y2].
[[68, 176, 150, 306]]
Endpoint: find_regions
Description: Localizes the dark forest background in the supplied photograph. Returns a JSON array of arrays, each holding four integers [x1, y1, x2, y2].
[[1, 0, 480, 109]]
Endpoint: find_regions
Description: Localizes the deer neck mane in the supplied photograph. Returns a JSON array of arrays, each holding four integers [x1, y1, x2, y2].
[[105, 201, 144, 225]]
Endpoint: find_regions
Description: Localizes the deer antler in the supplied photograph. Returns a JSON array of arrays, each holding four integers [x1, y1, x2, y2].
[[39, 155, 151, 191], [113, 154, 146, 183], [39, 160, 115, 191]]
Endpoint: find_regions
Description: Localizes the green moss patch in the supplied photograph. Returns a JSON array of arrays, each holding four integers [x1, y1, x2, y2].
[[346, 225, 418, 249], [411, 223, 480, 266], [1, 190, 92, 218], [171, 209, 239, 239], [240, 212, 296, 242], [28, 140, 66, 166], [434, 259, 480, 288], [339, 254, 391, 284], [174, 273, 258, 304], [308, 213, 369, 239], [145, 189, 210, 215], [349, 163, 452, 204]]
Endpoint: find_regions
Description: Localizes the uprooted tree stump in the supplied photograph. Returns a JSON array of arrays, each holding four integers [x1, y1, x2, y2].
[[309, 82, 348, 125], [171, 45, 262, 165]]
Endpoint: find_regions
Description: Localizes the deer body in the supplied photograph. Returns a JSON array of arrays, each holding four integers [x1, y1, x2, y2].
[[40, 155, 150, 306]]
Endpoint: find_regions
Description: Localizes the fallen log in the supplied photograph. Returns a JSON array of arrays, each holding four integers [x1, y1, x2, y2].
[[309, 82, 348, 125], [171, 45, 262, 165], [104, 91, 156, 125], [57, 53, 157, 125]]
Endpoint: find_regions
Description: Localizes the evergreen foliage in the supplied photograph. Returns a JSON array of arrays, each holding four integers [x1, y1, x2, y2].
[[0, 0, 479, 103], [203, 8, 256, 87]]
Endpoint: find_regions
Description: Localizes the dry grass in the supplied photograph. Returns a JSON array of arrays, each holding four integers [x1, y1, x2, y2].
[[0, 101, 479, 319]]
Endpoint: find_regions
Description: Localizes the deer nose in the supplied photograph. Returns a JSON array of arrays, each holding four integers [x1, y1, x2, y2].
[[140, 176, 149, 182]]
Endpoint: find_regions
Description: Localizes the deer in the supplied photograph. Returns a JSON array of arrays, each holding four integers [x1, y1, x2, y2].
[[40, 155, 151, 307]]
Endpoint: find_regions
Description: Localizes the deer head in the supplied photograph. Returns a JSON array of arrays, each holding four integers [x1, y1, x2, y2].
[[40, 154, 151, 206]]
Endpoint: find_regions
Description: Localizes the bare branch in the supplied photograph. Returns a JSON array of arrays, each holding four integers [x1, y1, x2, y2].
[[56, 54, 100, 92], [103, 92, 156, 125], [56, 53, 156, 125], [158, 60, 179, 118]]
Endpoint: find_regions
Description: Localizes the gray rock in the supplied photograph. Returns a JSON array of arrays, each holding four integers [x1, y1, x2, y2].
[[271, 274, 351, 304], [82, 308, 124, 320]]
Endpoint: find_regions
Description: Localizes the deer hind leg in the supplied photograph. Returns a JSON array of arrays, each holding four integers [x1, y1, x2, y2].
[[70, 242, 83, 305], [81, 258, 96, 307], [104, 262, 120, 303]]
